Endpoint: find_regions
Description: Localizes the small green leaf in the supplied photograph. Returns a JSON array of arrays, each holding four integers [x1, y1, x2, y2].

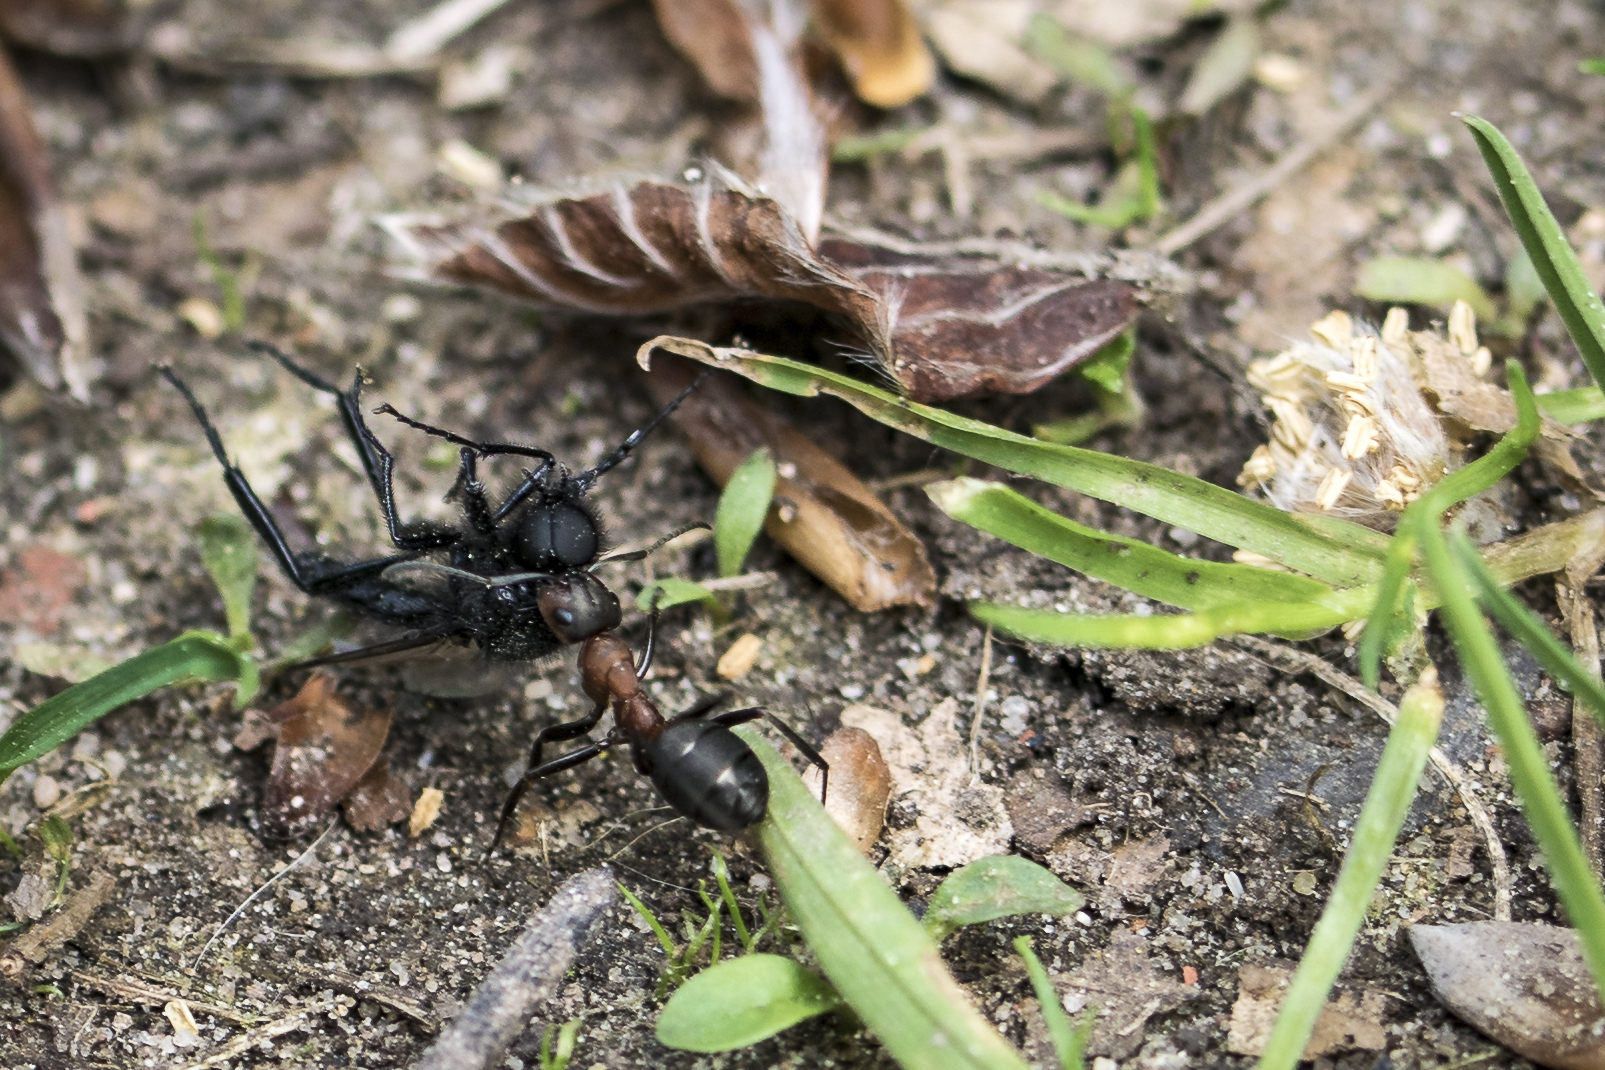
[[539, 1018, 582, 1070], [1463, 115, 1605, 393], [38, 815, 73, 863], [715, 448, 777, 578], [1536, 386, 1605, 424], [0, 631, 249, 787], [1025, 14, 1132, 97], [636, 579, 718, 613], [1078, 330, 1133, 394], [656, 955, 843, 1052], [199, 514, 258, 640], [925, 857, 1084, 942], [1354, 257, 1496, 320], [1581, 59, 1605, 76]]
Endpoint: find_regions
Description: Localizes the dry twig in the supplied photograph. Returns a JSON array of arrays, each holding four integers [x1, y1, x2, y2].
[[411, 867, 618, 1070], [0, 871, 115, 975]]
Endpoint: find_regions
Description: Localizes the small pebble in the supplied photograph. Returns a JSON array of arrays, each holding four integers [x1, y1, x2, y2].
[[33, 775, 61, 809], [716, 633, 763, 679]]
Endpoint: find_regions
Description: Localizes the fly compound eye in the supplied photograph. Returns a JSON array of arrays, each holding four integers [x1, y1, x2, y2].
[[516, 500, 599, 570]]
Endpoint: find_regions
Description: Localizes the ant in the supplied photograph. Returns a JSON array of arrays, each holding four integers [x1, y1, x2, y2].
[[490, 596, 828, 853], [161, 341, 702, 669]]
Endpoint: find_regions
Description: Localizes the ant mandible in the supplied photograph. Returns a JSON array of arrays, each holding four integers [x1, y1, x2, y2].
[[161, 342, 701, 668], [490, 594, 828, 854]]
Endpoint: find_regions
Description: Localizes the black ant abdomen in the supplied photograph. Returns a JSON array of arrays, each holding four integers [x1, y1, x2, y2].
[[641, 720, 769, 832]]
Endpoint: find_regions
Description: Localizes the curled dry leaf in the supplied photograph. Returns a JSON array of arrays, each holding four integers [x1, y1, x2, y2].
[[642, 349, 935, 611], [839, 699, 1011, 869], [385, 173, 1137, 402], [0, 45, 89, 399], [1410, 922, 1605, 1070], [810, 0, 934, 108], [262, 671, 394, 839], [802, 726, 892, 853]]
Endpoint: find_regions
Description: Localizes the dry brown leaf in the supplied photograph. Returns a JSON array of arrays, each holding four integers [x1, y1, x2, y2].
[[263, 672, 394, 839], [0, 46, 89, 399], [803, 726, 892, 853], [341, 756, 413, 833], [649, 0, 761, 102], [811, 0, 933, 107], [1225, 963, 1387, 1058], [643, 348, 935, 611], [386, 174, 1136, 402], [1411, 922, 1605, 1070], [839, 699, 1010, 869], [0, 0, 129, 56]]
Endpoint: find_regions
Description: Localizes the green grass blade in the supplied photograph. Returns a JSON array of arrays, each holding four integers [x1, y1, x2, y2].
[[0, 631, 247, 785], [715, 447, 777, 578], [832, 126, 930, 162], [1422, 362, 1540, 510], [1537, 386, 1605, 424], [1417, 518, 1605, 1004], [928, 479, 1336, 611], [1354, 257, 1496, 320], [1450, 530, 1605, 729], [1013, 937, 1086, 1070], [1463, 116, 1605, 391], [740, 727, 1032, 1070], [641, 340, 1386, 586], [1357, 528, 1418, 689], [198, 514, 258, 640], [924, 857, 1083, 942], [656, 955, 843, 1052], [1024, 14, 1132, 97], [972, 598, 1361, 649], [1256, 675, 1443, 1070]]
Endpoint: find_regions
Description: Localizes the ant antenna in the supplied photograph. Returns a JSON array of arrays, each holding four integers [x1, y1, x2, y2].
[[571, 370, 713, 491]]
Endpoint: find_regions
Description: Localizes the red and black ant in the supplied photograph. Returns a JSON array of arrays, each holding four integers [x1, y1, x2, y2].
[[164, 344, 826, 850], [491, 594, 828, 854]]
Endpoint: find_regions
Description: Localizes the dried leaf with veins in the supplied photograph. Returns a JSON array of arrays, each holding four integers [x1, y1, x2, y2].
[[385, 175, 1137, 402], [0, 45, 89, 399], [642, 348, 935, 611], [261, 671, 394, 839], [1411, 922, 1605, 1070]]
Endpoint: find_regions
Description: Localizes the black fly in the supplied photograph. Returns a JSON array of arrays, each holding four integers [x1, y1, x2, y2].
[[161, 342, 701, 669]]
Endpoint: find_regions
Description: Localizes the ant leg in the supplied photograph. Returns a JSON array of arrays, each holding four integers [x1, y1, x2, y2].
[[708, 708, 830, 807], [245, 342, 460, 554], [246, 340, 391, 505], [163, 366, 386, 595], [488, 736, 609, 857], [373, 402, 558, 523], [635, 588, 665, 680], [571, 370, 711, 491]]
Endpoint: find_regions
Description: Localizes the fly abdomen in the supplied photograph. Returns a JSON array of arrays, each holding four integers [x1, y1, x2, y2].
[[644, 721, 768, 831]]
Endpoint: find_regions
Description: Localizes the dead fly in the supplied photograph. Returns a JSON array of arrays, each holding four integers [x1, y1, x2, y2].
[[491, 601, 827, 854], [161, 342, 702, 679]]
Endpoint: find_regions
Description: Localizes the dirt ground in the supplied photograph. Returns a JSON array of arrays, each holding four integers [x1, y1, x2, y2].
[[3, 0, 1604, 1067]]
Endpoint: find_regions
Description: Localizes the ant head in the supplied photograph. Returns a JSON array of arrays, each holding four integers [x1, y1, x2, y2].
[[536, 572, 621, 644], [514, 496, 600, 572]]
